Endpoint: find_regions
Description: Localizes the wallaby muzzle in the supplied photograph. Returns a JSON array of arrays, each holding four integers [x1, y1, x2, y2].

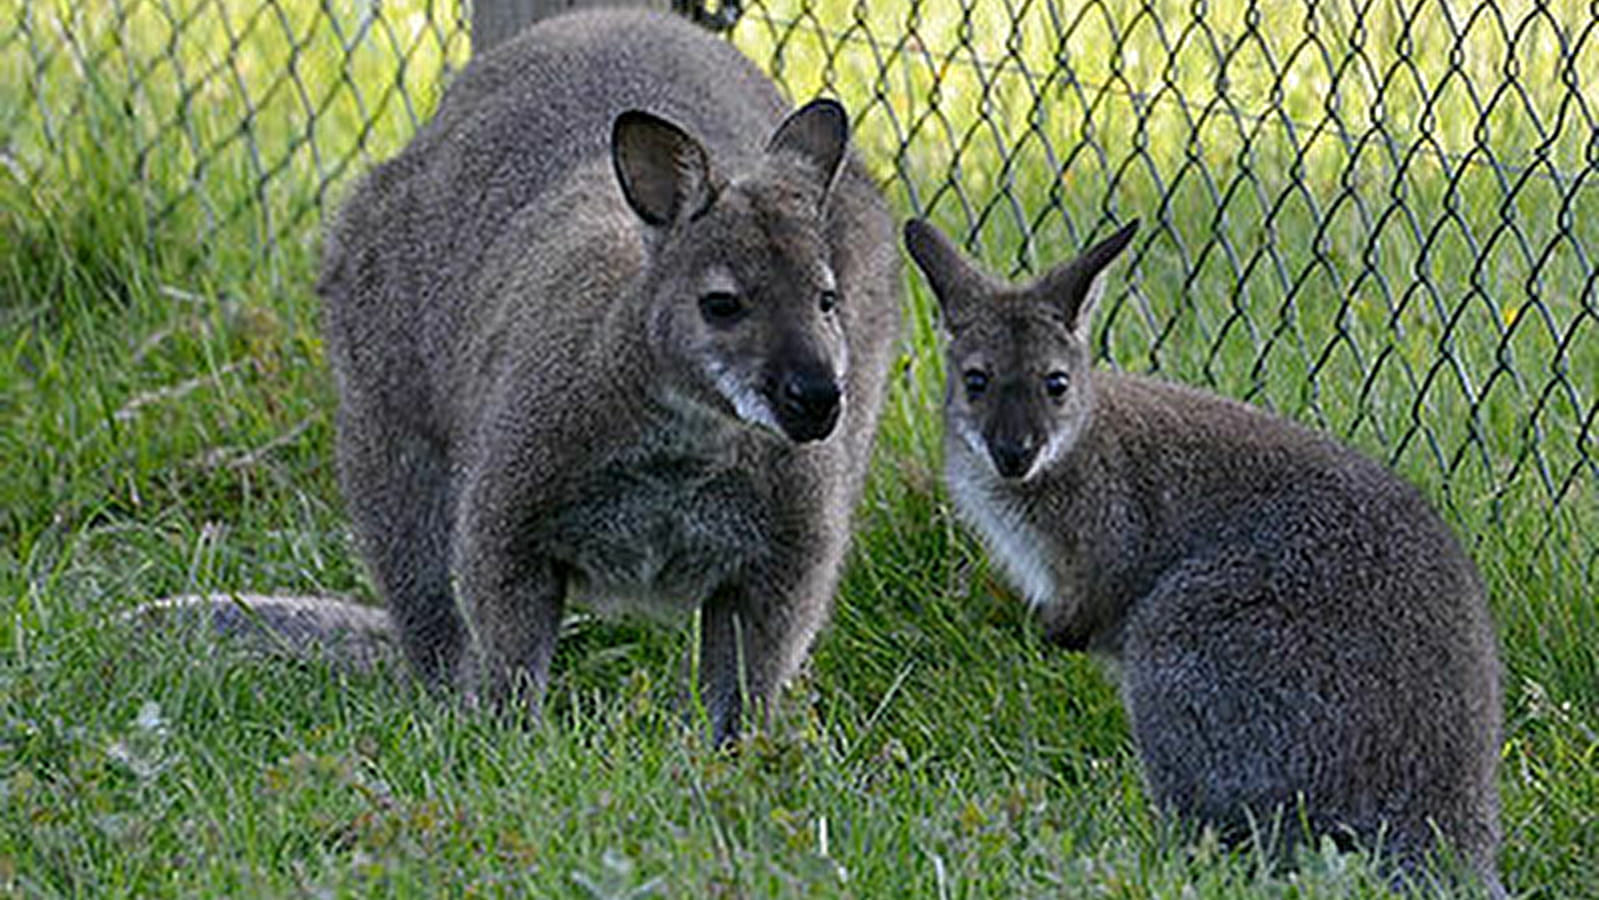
[[988, 434, 1039, 479], [769, 365, 842, 443], [986, 394, 1041, 478]]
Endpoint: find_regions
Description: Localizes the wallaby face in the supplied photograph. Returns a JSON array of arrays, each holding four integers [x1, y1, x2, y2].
[[616, 102, 850, 443], [905, 219, 1138, 478]]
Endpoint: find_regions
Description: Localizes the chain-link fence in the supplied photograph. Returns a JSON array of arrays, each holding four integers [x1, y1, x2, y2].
[[5, 0, 1595, 572]]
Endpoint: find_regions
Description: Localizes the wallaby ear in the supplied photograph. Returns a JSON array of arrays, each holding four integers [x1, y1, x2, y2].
[[612, 110, 717, 226], [1035, 219, 1139, 335], [766, 98, 848, 201], [904, 218, 990, 330]]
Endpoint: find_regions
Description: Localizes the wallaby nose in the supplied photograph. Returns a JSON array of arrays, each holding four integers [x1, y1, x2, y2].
[[774, 369, 842, 443], [989, 437, 1038, 479]]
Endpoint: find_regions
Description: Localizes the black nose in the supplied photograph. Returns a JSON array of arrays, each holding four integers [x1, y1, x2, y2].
[[774, 369, 842, 443], [989, 437, 1037, 479]]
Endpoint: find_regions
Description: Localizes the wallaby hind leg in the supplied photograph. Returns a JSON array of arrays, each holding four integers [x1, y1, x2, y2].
[[450, 492, 567, 716], [1118, 557, 1366, 859], [1122, 556, 1498, 890], [454, 560, 565, 716], [336, 411, 466, 687]]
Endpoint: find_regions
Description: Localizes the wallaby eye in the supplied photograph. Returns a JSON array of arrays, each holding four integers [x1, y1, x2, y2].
[[699, 291, 746, 325], [819, 289, 840, 315], [1044, 371, 1070, 399], [962, 369, 990, 399]]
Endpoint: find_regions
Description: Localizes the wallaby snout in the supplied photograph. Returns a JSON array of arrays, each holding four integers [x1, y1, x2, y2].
[[984, 385, 1045, 478], [987, 433, 1038, 479], [989, 440, 1035, 479], [770, 364, 842, 443]]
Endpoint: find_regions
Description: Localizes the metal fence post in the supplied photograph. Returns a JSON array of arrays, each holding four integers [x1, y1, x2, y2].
[[471, 1, 673, 55]]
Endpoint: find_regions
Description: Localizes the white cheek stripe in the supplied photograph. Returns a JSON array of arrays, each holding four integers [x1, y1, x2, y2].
[[711, 364, 782, 433], [1031, 417, 1086, 481], [954, 416, 988, 464]]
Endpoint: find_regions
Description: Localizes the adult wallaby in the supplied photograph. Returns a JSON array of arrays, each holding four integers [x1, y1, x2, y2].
[[271, 9, 899, 742], [903, 218, 1502, 891]]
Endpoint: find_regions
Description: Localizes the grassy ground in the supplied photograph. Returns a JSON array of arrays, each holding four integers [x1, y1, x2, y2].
[[3, 0, 1596, 897]]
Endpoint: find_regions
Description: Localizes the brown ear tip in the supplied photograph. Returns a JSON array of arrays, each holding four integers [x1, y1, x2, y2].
[[611, 109, 654, 138], [613, 108, 697, 137], [801, 96, 847, 124], [790, 98, 848, 146], [902, 219, 950, 267], [1095, 217, 1141, 260]]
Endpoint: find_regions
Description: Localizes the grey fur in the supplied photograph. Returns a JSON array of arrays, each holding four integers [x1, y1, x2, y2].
[[905, 218, 1502, 891], [131, 595, 398, 672], [318, 10, 900, 741]]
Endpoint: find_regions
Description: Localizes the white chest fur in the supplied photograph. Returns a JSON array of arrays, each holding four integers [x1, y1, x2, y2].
[[947, 448, 1059, 611]]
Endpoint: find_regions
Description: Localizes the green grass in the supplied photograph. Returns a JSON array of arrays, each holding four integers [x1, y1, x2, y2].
[[3, 0, 1596, 896]]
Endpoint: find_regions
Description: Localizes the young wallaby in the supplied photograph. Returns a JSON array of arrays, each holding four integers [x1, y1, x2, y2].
[[904, 218, 1503, 891], [311, 9, 900, 741]]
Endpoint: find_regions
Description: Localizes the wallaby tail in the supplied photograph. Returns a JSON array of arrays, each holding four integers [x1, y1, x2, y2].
[[130, 594, 397, 672]]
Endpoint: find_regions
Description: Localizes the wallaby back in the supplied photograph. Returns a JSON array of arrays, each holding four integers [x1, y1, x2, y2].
[[318, 10, 901, 742], [906, 219, 1502, 892]]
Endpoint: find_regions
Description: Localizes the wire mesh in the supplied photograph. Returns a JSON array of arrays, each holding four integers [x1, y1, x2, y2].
[[4, 0, 1594, 571]]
